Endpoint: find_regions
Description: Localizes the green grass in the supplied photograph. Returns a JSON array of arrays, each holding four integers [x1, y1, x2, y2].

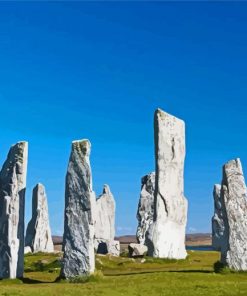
[[0, 251, 246, 295]]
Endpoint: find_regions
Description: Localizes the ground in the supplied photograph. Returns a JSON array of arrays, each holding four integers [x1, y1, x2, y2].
[[0, 251, 246, 296]]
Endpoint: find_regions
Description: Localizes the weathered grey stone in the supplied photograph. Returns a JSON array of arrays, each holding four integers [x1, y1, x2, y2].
[[60, 139, 95, 278], [219, 159, 247, 270], [94, 239, 120, 256], [136, 172, 155, 245], [147, 109, 187, 259], [95, 185, 115, 242], [212, 184, 225, 251], [94, 185, 117, 255], [25, 183, 54, 253], [0, 142, 28, 278], [107, 240, 120, 257], [128, 243, 148, 258]]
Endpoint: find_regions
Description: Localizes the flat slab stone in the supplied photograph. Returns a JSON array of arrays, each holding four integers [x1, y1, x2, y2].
[[147, 109, 187, 259]]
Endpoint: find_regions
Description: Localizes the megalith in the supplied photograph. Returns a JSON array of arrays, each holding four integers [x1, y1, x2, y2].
[[60, 139, 96, 278], [147, 108, 188, 259], [212, 184, 225, 251], [25, 183, 54, 253], [95, 185, 119, 255], [0, 141, 28, 278], [136, 172, 155, 245], [219, 158, 247, 270]]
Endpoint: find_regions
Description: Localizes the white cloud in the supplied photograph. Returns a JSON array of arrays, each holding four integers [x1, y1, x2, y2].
[[188, 227, 197, 233]]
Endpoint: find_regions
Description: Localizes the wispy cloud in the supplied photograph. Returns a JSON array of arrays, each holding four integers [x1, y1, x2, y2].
[[188, 227, 197, 233]]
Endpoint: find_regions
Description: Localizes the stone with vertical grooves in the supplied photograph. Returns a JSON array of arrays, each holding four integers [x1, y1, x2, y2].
[[94, 185, 119, 255], [147, 108, 187, 259], [212, 184, 225, 251], [60, 139, 95, 278], [25, 183, 54, 253], [0, 141, 28, 278], [219, 158, 247, 270], [95, 185, 115, 242], [136, 172, 155, 245]]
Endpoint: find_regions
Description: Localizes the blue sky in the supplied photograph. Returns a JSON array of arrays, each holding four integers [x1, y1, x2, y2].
[[0, 2, 247, 236]]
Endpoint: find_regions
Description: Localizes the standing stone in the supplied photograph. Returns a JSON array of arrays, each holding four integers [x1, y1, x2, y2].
[[95, 185, 119, 255], [0, 142, 28, 278], [212, 184, 225, 251], [136, 172, 155, 245], [219, 158, 247, 270], [25, 183, 54, 253], [147, 108, 188, 259], [95, 185, 115, 241], [61, 139, 95, 279]]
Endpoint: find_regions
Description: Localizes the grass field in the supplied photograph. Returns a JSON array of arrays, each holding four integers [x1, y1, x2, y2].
[[0, 251, 246, 296]]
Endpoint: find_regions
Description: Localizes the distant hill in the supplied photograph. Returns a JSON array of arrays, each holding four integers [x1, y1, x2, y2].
[[53, 233, 212, 246], [52, 236, 63, 245]]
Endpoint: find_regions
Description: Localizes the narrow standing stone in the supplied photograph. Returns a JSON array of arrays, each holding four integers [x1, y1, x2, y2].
[[136, 172, 155, 245], [212, 184, 225, 251], [95, 185, 115, 241], [219, 159, 247, 270], [25, 183, 54, 253], [147, 109, 188, 259], [0, 141, 28, 278], [94, 185, 119, 255], [60, 139, 95, 278]]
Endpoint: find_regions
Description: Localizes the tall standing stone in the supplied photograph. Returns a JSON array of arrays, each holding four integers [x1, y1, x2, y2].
[[219, 158, 247, 270], [94, 185, 119, 255], [136, 172, 155, 245], [25, 183, 54, 253], [61, 139, 95, 278], [147, 109, 188, 259], [212, 184, 225, 251], [0, 141, 28, 278], [95, 184, 115, 242]]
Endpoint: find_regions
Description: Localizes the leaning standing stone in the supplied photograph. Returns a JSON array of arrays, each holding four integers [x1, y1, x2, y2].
[[0, 141, 28, 278], [147, 109, 188, 259], [25, 183, 54, 253], [60, 139, 96, 279]]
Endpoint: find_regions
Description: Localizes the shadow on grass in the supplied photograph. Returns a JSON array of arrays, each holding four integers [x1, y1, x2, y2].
[[104, 269, 213, 276], [169, 270, 212, 273], [22, 277, 56, 284]]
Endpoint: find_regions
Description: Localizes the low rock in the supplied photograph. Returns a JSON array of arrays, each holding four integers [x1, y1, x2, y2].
[[107, 240, 120, 257], [95, 239, 120, 256], [128, 243, 148, 258]]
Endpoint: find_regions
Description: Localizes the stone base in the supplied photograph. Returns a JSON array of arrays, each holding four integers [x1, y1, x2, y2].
[[147, 221, 187, 259], [95, 239, 120, 256]]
